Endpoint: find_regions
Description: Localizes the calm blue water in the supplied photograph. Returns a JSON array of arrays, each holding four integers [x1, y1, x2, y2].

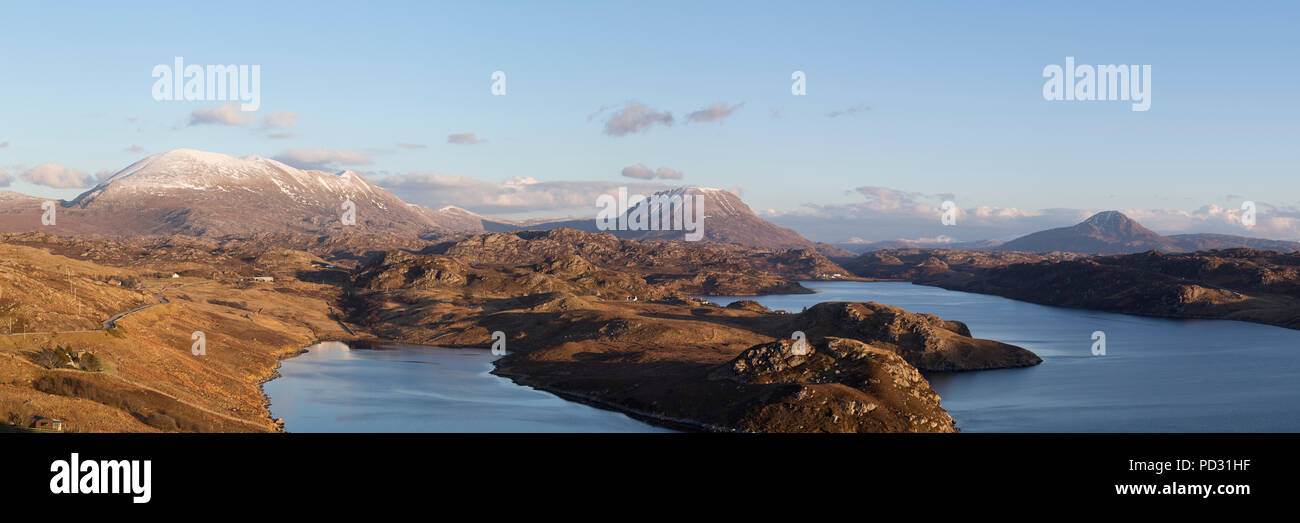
[[710, 281, 1300, 432], [265, 342, 670, 433]]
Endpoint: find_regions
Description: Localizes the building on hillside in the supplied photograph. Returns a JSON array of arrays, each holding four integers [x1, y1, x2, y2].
[[32, 417, 63, 431]]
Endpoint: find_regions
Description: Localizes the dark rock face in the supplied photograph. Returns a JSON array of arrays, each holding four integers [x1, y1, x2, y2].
[[784, 302, 1041, 371], [711, 337, 956, 432]]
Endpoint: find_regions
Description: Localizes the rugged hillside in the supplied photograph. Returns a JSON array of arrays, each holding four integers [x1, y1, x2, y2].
[[843, 248, 1081, 281], [0, 234, 356, 432], [1167, 233, 1300, 253], [426, 228, 855, 295]]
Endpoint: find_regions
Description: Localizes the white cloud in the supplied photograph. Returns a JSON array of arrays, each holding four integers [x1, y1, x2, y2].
[[262, 111, 300, 129], [447, 133, 485, 145], [0, 168, 10, 187], [93, 169, 116, 186], [19, 163, 94, 188], [686, 102, 744, 123], [125, 144, 145, 153], [655, 167, 683, 180], [272, 148, 373, 171], [396, 142, 427, 149], [619, 164, 682, 180], [188, 102, 254, 126], [598, 102, 673, 136]]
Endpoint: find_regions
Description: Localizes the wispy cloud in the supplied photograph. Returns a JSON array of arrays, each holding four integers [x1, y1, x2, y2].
[[188, 102, 254, 126], [19, 163, 94, 188], [125, 144, 145, 153], [395, 142, 427, 150], [262, 111, 300, 129], [597, 102, 674, 136], [826, 104, 870, 118], [0, 141, 8, 148], [447, 133, 486, 145], [0, 169, 10, 187], [621, 164, 683, 180], [686, 102, 744, 124], [272, 148, 373, 171]]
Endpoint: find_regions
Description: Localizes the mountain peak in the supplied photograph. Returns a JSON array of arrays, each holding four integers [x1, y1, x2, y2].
[[58, 148, 435, 236], [1082, 210, 1130, 228], [1000, 210, 1172, 254]]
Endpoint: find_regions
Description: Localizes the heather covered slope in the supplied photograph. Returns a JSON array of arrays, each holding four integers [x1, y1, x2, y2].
[[0, 236, 355, 432], [426, 228, 856, 295]]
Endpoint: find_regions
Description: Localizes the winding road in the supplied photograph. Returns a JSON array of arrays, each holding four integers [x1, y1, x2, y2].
[[1, 282, 185, 337]]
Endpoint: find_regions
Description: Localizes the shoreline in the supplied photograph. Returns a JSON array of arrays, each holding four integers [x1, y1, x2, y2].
[[260, 340, 694, 433]]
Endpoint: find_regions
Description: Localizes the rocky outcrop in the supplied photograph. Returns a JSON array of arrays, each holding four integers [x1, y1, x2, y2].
[[725, 300, 771, 313], [784, 302, 1040, 371], [709, 337, 956, 432]]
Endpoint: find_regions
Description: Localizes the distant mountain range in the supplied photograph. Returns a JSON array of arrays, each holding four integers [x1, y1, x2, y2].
[[0, 149, 823, 250], [831, 211, 1300, 255], [505, 186, 819, 249], [833, 238, 1004, 254], [997, 211, 1300, 254], [3, 150, 1295, 255]]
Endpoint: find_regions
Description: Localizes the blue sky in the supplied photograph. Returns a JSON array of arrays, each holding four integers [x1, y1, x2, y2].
[[2, 1, 1298, 241]]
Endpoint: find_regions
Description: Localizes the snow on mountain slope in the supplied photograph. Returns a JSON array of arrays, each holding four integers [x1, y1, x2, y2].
[[64, 149, 439, 236], [592, 186, 816, 249]]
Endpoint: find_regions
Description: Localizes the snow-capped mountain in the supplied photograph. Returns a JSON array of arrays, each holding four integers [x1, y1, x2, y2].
[[62, 149, 440, 236], [517, 186, 817, 249], [412, 205, 523, 233]]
